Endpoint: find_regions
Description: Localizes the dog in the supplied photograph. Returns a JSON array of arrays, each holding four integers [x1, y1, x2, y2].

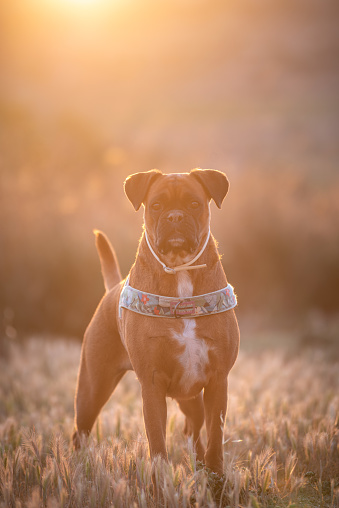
[[73, 169, 240, 476]]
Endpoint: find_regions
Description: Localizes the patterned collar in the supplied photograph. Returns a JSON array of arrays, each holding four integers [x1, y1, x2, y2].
[[119, 276, 237, 319]]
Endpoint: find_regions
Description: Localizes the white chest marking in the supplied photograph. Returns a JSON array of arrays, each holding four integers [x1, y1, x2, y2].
[[172, 319, 209, 392], [174, 272, 209, 391], [177, 271, 193, 297]]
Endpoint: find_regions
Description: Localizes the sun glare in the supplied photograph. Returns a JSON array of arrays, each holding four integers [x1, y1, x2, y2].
[[64, 0, 98, 4], [46, 0, 111, 18], [52, 0, 107, 11]]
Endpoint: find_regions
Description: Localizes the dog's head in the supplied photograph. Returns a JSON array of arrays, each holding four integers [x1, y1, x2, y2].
[[124, 169, 229, 259]]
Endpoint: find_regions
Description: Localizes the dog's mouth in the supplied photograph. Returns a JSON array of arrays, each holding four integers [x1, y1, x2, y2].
[[168, 235, 185, 248], [157, 231, 198, 255]]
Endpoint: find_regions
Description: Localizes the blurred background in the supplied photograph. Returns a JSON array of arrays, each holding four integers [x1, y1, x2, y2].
[[1, 0, 339, 341]]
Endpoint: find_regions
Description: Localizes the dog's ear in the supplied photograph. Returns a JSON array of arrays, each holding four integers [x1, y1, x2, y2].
[[190, 169, 229, 209], [124, 170, 163, 211]]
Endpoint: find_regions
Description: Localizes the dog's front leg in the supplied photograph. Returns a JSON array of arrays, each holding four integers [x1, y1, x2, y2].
[[141, 378, 168, 461], [203, 372, 228, 475], [140, 376, 168, 501]]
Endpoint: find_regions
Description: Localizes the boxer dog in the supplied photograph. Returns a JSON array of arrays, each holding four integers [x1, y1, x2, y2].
[[73, 169, 240, 476]]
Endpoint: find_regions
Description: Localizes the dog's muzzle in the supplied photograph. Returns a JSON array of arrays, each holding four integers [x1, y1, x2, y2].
[[156, 210, 198, 254]]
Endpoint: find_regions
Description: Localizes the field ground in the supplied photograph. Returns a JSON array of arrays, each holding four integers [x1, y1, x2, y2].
[[0, 328, 338, 507]]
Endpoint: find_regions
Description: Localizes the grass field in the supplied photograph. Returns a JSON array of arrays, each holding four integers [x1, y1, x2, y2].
[[0, 332, 338, 507]]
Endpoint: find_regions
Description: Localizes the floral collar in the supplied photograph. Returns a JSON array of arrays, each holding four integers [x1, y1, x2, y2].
[[119, 276, 237, 319]]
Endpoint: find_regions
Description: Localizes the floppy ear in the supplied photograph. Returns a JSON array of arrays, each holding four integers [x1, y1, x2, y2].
[[124, 170, 163, 211], [190, 169, 229, 209]]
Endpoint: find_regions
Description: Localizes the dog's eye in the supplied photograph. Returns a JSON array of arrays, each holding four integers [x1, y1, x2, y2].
[[190, 201, 200, 209], [151, 202, 161, 211]]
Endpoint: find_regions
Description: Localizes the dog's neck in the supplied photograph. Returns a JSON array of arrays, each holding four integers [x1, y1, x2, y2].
[[129, 232, 227, 298]]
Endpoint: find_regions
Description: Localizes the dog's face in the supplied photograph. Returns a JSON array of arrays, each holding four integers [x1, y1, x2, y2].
[[124, 169, 229, 259]]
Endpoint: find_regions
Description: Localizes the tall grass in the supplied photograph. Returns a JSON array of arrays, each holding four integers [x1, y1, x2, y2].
[[0, 336, 338, 507]]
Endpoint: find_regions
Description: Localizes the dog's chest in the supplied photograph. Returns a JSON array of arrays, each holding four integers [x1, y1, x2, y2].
[[171, 319, 209, 392], [171, 272, 210, 392]]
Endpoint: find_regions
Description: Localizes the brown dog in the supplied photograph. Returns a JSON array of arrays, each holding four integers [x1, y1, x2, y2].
[[73, 169, 240, 475]]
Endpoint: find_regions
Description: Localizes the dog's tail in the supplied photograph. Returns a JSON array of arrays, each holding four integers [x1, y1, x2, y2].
[[93, 230, 122, 292]]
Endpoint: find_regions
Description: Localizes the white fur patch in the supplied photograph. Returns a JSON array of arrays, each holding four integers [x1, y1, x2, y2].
[[172, 319, 209, 392], [177, 271, 193, 297]]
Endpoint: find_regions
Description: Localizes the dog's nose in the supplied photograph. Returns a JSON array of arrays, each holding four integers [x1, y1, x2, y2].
[[167, 210, 184, 223]]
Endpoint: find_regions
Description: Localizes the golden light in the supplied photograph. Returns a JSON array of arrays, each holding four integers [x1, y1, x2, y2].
[[40, 0, 116, 24], [52, 0, 102, 12], [44, 0, 111, 16], [61, 0, 99, 5]]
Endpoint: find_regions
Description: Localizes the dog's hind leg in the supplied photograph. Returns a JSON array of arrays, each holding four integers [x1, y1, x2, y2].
[[73, 369, 126, 448], [73, 304, 132, 448], [176, 392, 205, 461]]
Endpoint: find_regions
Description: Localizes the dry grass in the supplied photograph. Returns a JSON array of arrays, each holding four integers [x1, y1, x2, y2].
[[0, 335, 338, 507]]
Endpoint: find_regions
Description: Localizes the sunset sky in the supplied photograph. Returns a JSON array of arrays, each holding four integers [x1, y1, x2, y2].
[[1, 0, 338, 335]]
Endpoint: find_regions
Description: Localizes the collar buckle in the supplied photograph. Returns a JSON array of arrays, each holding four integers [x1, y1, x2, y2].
[[171, 300, 196, 318]]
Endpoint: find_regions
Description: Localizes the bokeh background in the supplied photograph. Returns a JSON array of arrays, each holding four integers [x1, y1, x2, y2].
[[1, 0, 339, 341]]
